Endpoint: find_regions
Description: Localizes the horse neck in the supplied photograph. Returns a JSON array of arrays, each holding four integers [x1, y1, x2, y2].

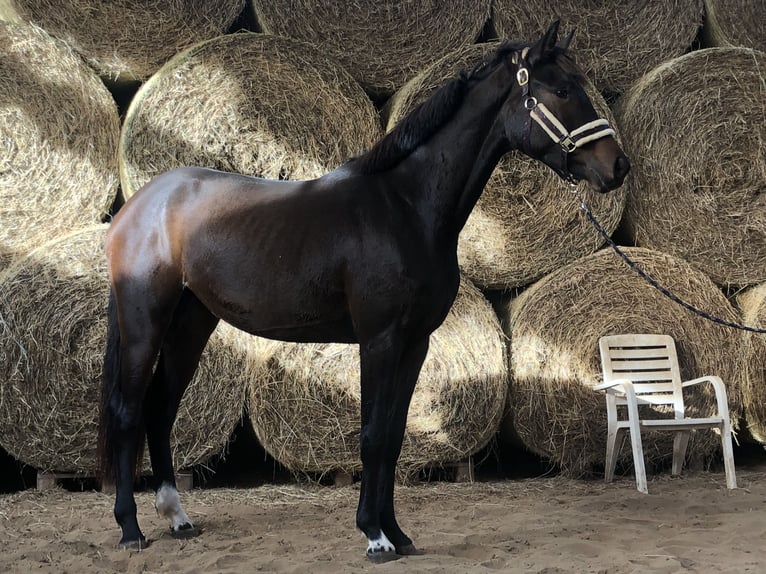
[[400, 66, 515, 242]]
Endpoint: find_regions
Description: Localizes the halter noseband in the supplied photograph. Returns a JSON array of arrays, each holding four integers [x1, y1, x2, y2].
[[512, 48, 615, 182]]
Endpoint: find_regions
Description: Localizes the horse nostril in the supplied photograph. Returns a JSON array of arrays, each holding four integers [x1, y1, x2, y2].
[[614, 155, 631, 180]]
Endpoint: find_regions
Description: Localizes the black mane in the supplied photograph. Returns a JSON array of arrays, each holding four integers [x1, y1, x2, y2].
[[352, 41, 525, 176]]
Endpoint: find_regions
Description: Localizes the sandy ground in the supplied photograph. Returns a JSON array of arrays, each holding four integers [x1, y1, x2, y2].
[[1, 465, 765, 574]]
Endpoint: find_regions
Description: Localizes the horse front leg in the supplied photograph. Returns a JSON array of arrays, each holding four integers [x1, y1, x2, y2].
[[356, 332, 429, 562]]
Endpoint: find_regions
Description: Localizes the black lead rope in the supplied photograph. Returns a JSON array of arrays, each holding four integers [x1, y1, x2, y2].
[[573, 188, 766, 335]]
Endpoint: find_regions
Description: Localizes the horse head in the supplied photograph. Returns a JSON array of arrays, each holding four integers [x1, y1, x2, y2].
[[501, 21, 630, 192]]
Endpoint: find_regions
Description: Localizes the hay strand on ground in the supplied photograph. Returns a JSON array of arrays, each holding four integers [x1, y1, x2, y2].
[[0, 225, 251, 473], [247, 277, 508, 479], [492, 0, 704, 97], [618, 48, 766, 288], [385, 42, 625, 289], [503, 247, 742, 477], [702, 0, 766, 51], [0, 22, 119, 271], [1, 0, 245, 82], [250, 0, 490, 98], [119, 31, 381, 198]]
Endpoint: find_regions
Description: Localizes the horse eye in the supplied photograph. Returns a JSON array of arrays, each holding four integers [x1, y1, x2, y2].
[[555, 88, 569, 99]]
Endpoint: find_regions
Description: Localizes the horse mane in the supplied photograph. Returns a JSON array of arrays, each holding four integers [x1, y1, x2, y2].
[[351, 41, 526, 176]]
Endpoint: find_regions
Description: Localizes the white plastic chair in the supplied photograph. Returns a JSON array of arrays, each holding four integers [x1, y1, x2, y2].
[[595, 334, 736, 494]]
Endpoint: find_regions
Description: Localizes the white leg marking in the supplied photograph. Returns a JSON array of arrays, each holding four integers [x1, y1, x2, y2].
[[367, 532, 395, 555], [155, 482, 193, 531]]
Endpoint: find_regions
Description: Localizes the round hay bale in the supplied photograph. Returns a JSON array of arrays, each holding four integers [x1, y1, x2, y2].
[[385, 42, 625, 290], [735, 283, 766, 444], [250, 0, 490, 98], [703, 0, 766, 51], [1, 0, 245, 83], [0, 22, 119, 271], [618, 48, 766, 289], [503, 246, 742, 477], [0, 225, 251, 473], [247, 277, 508, 479], [120, 32, 381, 198], [492, 1, 704, 97]]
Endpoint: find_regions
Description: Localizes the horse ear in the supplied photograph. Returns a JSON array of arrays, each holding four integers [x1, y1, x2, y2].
[[560, 29, 575, 52], [527, 20, 560, 65]]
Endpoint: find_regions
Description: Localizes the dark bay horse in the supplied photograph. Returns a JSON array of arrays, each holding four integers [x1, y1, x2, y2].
[[98, 21, 629, 561]]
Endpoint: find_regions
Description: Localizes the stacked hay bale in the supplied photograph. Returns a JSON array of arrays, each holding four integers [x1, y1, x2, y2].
[[0, 22, 119, 271], [492, 0, 704, 97], [250, 0, 490, 98], [120, 32, 381, 198], [386, 42, 624, 289], [503, 247, 742, 477], [736, 284, 766, 445], [703, 0, 766, 51], [247, 277, 508, 479], [0, 225, 251, 474], [618, 48, 766, 288], [0, 0, 245, 83]]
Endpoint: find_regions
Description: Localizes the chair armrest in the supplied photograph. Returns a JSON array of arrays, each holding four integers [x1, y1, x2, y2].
[[593, 378, 633, 392], [681, 376, 731, 419]]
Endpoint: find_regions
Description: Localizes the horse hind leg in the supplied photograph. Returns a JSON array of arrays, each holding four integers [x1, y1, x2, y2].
[[102, 284, 181, 549], [145, 290, 219, 538]]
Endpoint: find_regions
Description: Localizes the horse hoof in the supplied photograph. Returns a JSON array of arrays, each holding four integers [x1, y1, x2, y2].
[[396, 543, 424, 556], [366, 549, 400, 564], [118, 536, 149, 551], [171, 523, 201, 539]]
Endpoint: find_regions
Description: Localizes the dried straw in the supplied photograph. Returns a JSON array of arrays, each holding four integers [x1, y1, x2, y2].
[[503, 247, 742, 477], [703, 0, 766, 52], [0, 225, 251, 473], [246, 277, 508, 479], [618, 47, 766, 289], [250, 0, 490, 98], [385, 42, 625, 290], [0, 22, 119, 271], [119, 31, 381, 198], [735, 283, 766, 444], [1, 0, 245, 83], [492, 0, 704, 97]]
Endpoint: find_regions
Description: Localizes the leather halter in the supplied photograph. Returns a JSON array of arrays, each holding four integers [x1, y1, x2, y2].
[[512, 47, 615, 183]]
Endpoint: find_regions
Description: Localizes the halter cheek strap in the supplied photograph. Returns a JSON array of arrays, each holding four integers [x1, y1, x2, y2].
[[512, 48, 615, 181]]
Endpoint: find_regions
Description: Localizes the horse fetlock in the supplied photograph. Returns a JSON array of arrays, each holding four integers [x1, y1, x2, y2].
[[155, 482, 194, 532], [366, 532, 397, 562], [117, 530, 147, 551]]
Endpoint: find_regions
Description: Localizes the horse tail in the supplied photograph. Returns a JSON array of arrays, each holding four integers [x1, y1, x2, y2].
[[97, 288, 121, 485], [98, 288, 148, 486], [98, 288, 148, 487]]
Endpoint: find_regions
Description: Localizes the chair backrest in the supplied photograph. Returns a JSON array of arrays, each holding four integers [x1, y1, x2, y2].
[[598, 334, 685, 417]]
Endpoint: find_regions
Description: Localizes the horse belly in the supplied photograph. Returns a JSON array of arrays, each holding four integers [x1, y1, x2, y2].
[[189, 275, 357, 344]]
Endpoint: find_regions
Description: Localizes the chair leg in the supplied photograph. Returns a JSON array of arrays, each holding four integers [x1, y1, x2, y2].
[[672, 431, 690, 476], [625, 392, 648, 494], [604, 426, 622, 483], [719, 422, 737, 490]]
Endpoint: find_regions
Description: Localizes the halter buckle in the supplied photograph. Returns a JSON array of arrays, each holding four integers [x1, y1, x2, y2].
[[516, 68, 529, 86], [560, 136, 577, 152]]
